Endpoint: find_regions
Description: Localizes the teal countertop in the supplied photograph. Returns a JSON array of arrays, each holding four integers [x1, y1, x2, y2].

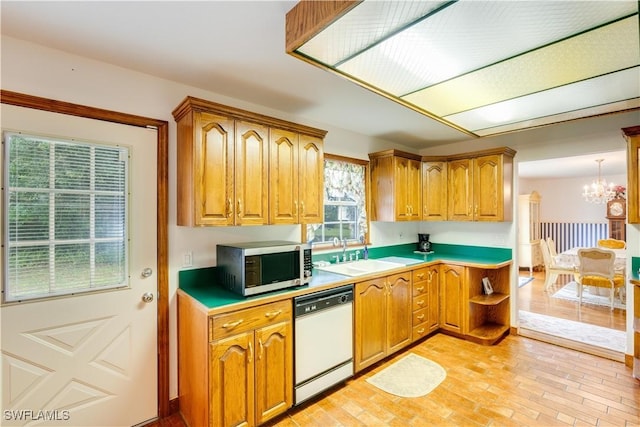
[[179, 242, 512, 312], [632, 256, 639, 283]]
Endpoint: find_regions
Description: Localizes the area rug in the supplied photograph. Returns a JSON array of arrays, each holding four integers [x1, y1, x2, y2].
[[552, 281, 626, 310], [518, 310, 626, 353], [365, 353, 446, 398], [518, 276, 534, 287]]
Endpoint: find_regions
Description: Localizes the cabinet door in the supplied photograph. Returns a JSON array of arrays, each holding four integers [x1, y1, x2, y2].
[[427, 266, 440, 332], [298, 135, 324, 223], [195, 112, 235, 225], [210, 331, 255, 427], [440, 264, 465, 333], [269, 128, 299, 224], [407, 159, 422, 220], [474, 154, 503, 221], [255, 321, 293, 425], [235, 120, 269, 225], [422, 161, 447, 221], [386, 272, 412, 354], [448, 159, 473, 221], [354, 278, 387, 372], [394, 156, 411, 220]]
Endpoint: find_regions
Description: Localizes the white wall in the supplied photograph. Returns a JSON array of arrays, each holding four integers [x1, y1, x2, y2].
[[2, 35, 638, 400], [520, 174, 626, 222]]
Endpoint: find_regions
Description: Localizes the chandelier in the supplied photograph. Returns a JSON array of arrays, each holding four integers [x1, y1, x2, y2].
[[582, 159, 616, 204]]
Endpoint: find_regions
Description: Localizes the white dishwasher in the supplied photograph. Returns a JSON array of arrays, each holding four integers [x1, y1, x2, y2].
[[293, 284, 354, 405]]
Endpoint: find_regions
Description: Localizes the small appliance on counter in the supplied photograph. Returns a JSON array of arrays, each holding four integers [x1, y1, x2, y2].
[[416, 233, 433, 253], [216, 241, 312, 296]]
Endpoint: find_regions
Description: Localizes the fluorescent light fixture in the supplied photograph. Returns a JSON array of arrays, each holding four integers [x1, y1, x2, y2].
[[286, 1, 640, 138]]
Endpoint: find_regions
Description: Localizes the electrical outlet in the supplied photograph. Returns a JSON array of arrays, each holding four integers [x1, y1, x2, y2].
[[399, 232, 404, 239], [183, 251, 193, 268]]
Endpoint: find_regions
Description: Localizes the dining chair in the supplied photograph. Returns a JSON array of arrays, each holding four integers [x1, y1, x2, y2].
[[539, 239, 575, 291], [546, 237, 558, 257], [576, 248, 625, 310], [597, 238, 626, 249]]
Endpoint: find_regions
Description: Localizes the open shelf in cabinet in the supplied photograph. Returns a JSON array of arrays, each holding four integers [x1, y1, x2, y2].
[[469, 293, 509, 306], [467, 322, 510, 343]]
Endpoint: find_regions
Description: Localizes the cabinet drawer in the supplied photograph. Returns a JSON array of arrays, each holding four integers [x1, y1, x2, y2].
[[412, 281, 428, 296], [412, 295, 428, 311], [412, 307, 428, 326], [210, 300, 292, 341], [412, 324, 429, 341], [412, 268, 428, 283]]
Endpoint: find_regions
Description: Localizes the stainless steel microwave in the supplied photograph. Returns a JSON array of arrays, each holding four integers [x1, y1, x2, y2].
[[216, 241, 312, 296]]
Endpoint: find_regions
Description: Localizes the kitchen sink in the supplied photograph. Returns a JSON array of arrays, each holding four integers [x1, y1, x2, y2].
[[315, 259, 404, 277]]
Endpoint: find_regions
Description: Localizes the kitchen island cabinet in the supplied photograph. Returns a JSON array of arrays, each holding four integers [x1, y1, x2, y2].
[[354, 271, 412, 372]]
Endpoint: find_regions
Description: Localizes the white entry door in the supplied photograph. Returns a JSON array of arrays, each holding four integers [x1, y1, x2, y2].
[[0, 104, 158, 426]]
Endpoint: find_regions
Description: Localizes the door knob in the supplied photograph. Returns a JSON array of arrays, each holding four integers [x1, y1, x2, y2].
[[141, 268, 153, 278], [141, 292, 154, 303]]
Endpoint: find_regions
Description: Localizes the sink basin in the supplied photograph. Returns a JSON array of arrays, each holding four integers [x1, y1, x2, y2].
[[315, 259, 404, 277]]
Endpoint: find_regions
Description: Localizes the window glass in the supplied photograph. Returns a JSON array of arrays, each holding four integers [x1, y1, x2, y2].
[[306, 156, 368, 247], [3, 132, 129, 302]]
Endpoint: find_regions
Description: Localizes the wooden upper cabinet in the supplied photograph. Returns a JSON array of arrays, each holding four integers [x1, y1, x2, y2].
[[269, 131, 324, 224], [173, 96, 326, 226], [421, 160, 447, 221], [369, 150, 422, 221], [235, 120, 269, 225], [270, 128, 299, 224], [185, 111, 235, 226], [298, 135, 324, 223], [624, 126, 640, 223], [447, 158, 473, 221], [447, 147, 515, 222]]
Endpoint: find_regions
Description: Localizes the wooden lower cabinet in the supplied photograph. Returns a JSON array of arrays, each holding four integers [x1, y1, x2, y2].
[[412, 265, 439, 341], [439, 264, 465, 334], [179, 295, 292, 427], [354, 272, 412, 372]]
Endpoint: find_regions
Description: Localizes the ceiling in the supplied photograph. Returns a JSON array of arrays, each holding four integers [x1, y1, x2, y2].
[[0, 1, 637, 179]]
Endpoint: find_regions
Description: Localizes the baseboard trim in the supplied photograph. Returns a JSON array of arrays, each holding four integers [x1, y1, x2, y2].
[[517, 327, 625, 363], [169, 397, 179, 415], [625, 353, 634, 368]]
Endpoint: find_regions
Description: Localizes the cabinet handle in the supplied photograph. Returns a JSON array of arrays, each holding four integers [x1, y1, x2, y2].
[[428, 271, 433, 282], [226, 198, 232, 218], [474, 205, 478, 215], [417, 314, 425, 321], [264, 310, 282, 319], [237, 199, 242, 217], [294, 201, 298, 216], [423, 206, 427, 216], [417, 299, 425, 306], [416, 286, 424, 293], [248, 341, 253, 363], [416, 273, 425, 280], [300, 201, 305, 215], [222, 319, 244, 329], [258, 339, 263, 361], [417, 328, 425, 335]]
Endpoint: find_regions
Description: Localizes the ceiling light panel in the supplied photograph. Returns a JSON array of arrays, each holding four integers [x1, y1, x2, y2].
[[403, 16, 640, 116], [296, 1, 447, 67], [445, 68, 640, 133], [329, 1, 637, 96]]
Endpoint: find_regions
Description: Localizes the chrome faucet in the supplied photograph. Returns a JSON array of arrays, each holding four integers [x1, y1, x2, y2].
[[342, 239, 347, 262]]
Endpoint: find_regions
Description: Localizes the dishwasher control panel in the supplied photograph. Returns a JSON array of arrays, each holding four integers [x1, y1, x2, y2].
[[294, 285, 353, 317]]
